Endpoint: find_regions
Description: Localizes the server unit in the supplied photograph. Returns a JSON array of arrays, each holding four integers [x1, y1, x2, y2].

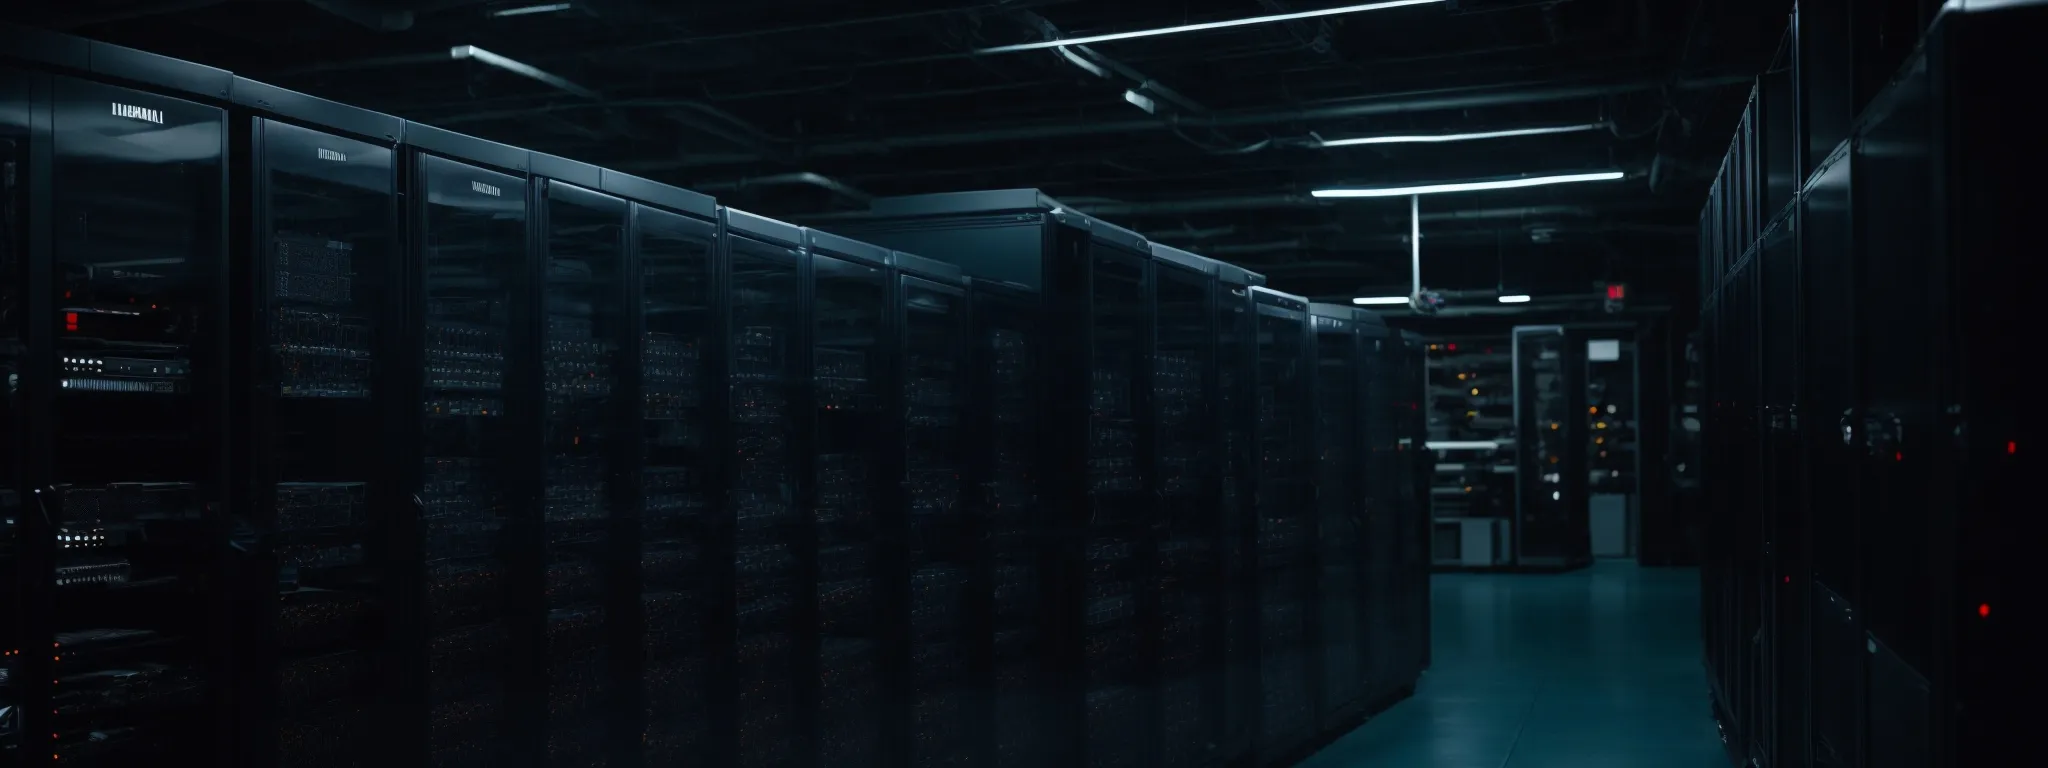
[[2, 32, 237, 767], [1211, 258, 1261, 768], [834, 190, 1160, 768], [1510, 325, 1591, 571], [1392, 331, 1431, 673], [1249, 286, 1314, 765], [1308, 304, 1366, 733]]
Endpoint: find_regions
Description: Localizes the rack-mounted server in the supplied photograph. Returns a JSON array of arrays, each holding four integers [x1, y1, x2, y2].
[[1510, 326, 1590, 571]]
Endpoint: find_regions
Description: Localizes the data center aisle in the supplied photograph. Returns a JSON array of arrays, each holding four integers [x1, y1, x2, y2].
[[1300, 561, 1724, 768]]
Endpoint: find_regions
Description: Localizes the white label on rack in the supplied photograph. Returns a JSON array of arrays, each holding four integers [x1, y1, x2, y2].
[[111, 102, 164, 124], [471, 180, 503, 197], [318, 148, 348, 162]]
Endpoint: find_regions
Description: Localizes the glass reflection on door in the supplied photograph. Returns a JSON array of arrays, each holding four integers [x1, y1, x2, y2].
[[637, 207, 714, 765], [540, 183, 624, 767], [901, 277, 966, 768], [417, 154, 524, 767], [48, 77, 224, 765], [257, 119, 392, 766], [728, 241, 801, 768]]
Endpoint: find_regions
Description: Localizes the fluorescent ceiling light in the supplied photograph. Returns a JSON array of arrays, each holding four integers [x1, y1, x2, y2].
[[1352, 296, 1410, 306], [1426, 441, 1504, 451], [489, 2, 572, 16], [1123, 90, 1158, 114], [1312, 171, 1627, 198], [1317, 123, 1606, 147], [1498, 294, 1532, 303], [1058, 47, 1110, 78], [450, 45, 599, 99], [975, 0, 1446, 54]]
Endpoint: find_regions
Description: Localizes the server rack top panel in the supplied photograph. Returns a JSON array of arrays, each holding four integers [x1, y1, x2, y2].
[[867, 188, 1065, 217], [804, 228, 891, 266], [0, 22, 231, 100], [529, 152, 603, 190], [723, 207, 804, 247], [887, 250, 965, 285], [1309, 302, 1357, 325], [1251, 285, 1310, 312], [600, 169, 717, 220], [233, 76, 403, 143], [1147, 242, 1220, 276], [405, 121, 528, 173]]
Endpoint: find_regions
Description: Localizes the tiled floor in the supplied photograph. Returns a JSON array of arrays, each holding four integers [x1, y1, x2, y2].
[[1301, 560, 1728, 768]]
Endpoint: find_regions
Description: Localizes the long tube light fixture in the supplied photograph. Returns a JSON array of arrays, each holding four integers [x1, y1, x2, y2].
[[975, 0, 1447, 54], [1498, 294, 1532, 303], [1352, 296, 1410, 305], [1312, 171, 1627, 199], [449, 45, 599, 99], [1316, 122, 1606, 147], [489, 3, 572, 17]]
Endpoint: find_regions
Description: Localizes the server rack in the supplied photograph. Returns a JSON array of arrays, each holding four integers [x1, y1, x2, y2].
[[399, 124, 541, 768], [833, 190, 1160, 768], [718, 209, 811, 768], [887, 249, 971, 768], [1, 31, 237, 767], [231, 77, 404, 768], [1249, 286, 1314, 765], [1510, 325, 1590, 570], [799, 229, 891, 768], [1145, 244, 1223, 768], [1392, 331, 1431, 674], [617, 172, 723, 768], [1307, 304, 1364, 733], [1211, 262, 1260, 768], [1351, 311, 1412, 710]]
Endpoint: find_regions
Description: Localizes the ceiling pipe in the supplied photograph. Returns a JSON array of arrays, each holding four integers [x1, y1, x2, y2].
[[693, 172, 874, 205]]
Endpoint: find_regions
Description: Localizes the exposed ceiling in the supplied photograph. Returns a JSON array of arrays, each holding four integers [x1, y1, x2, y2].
[[20, 0, 1789, 308]]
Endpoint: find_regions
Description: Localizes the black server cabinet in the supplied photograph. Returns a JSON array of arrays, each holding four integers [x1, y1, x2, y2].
[[832, 190, 1159, 768], [1146, 244, 1222, 768], [800, 230, 890, 768], [1510, 326, 1589, 570], [961, 278, 1053, 768], [889, 249, 971, 768], [624, 175, 723, 768], [1352, 312, 1407, 707], [719, 209, 810, 768], [232, 81, 404, 768], [401, 126, 537, 768], [1249, 286, 1314, 764], [530, 156, 635, 768], [1307, 304, 1364, 731], [1, 34, 236, 766], [1393, 331, 1431, 675], [1213, 263, 1259, 768]]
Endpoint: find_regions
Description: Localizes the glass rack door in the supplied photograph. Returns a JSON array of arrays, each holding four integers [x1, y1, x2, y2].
[[811, 254, 885, 768], [46, 77, 225, 766], [636, 206, 715, 766], [1153, 266, 1216, 768], [1513, 327, 1572, 565], [254, 119, 393, 767], [1084, 250, 1148, 768], [900, 277, 966, 768], [1313, 322, 1361, 718], [1254, 300, 1311, 759], [972, 285, 1047, 768], [1215, 286, 1256, 763], [1, 70, 26, 768], [539, 182, 625, 767], [416, 153, 525, 768], [727, 239, 802, 768]]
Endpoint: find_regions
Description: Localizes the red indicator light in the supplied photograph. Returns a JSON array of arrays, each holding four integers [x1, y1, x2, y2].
[[63, 312, 78, 332], [1979, 603, 1990, 618], [1605, 284, 1627, 300], [2009, 441, 2018, 455], [1783, 576, 1790, 584], [1895, 451, 1903, 462], [1447, 343, 1457, 351]]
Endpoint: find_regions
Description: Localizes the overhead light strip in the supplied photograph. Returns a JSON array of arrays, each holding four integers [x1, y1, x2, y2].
[[1312, 171, 1627, 198], [449, 45, 600, 99], [1317, 123, 1607, 147], [489, 3, 572, 17], [1352, 296, 1410, 306], [975, 0, 1447, 54], [1498, 294, 1532, 303]]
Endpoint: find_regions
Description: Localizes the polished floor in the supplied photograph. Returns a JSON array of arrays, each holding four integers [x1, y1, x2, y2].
[[1303, 560, 1727, 768]]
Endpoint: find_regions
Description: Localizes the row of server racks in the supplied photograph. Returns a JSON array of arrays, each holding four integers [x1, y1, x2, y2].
[[1694, 2, 2034, 766], [0, 27, 1432, 768]]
